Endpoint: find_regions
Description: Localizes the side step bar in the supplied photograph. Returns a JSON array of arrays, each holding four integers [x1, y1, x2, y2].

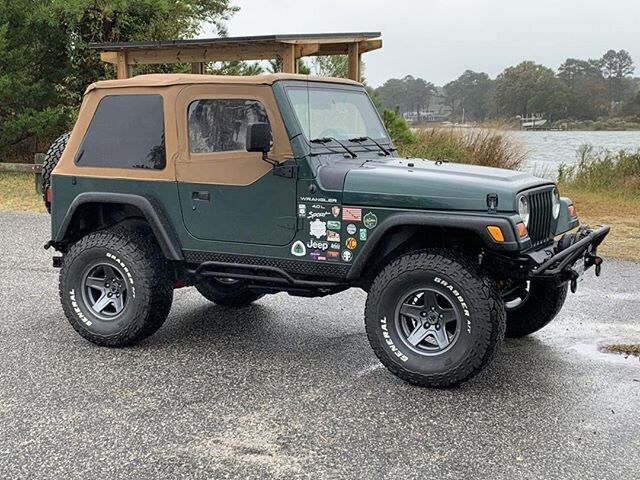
[[188, 261, 348, 295]]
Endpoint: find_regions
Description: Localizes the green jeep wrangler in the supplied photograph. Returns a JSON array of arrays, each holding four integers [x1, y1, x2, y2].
[[42, 73, 609, 387]]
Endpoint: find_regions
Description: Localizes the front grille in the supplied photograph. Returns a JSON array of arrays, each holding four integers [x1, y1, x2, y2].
[[526, 188, 557, 248]]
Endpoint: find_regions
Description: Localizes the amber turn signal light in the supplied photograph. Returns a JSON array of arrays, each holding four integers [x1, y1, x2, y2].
[[568, 204, 577, 218], [487, 225, 505, 242], [516, 222, 528, 238]]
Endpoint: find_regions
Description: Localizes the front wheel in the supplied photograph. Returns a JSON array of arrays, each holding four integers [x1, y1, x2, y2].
[[504, 279, 568, 338], [365, 250, 506, 388]]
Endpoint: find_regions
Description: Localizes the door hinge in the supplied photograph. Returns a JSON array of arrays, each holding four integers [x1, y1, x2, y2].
[[273, 164, 297, 178]]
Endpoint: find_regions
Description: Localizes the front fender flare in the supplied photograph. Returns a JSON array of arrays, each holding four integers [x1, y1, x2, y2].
[[346, 212, 523, 280], [54, 192, 183, 261]]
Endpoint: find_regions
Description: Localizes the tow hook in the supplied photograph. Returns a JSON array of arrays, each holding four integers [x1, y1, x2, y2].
[[569, 270, 580, 293], [586, 254, 603, 277]]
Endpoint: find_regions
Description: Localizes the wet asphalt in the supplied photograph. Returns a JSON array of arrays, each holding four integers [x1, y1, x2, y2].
[[0, 211, 638, 479]]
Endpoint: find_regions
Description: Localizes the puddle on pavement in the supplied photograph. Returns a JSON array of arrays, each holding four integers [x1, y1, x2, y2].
[[572, 343, 640, 364]]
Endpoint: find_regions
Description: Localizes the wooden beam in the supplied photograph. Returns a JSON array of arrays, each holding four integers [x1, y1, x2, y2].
[[0, 163, 40, 173], [296, 43, 321, 58], [116, 52, 129, 79], [100, 52, 119, 64], [281, 44, 297, 74], [120, 44, 289, 66], [347, 42, 360, 82], [359, 39, 382, 54]]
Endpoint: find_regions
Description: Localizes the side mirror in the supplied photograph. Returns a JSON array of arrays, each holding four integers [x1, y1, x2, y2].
[[246, 122, 271, 153]]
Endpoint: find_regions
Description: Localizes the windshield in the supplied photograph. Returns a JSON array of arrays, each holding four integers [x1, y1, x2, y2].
[[285, 85, 390, 143]]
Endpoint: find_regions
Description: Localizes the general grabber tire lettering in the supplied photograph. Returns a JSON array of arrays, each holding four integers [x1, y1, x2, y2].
[[196, 278, 264, 307], [42, 132, 70, 213], [59, 227, 173, 347], [505, 279, 568, 338], [364, 249, 506, 388]]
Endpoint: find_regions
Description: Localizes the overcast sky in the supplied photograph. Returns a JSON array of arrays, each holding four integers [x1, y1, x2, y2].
[[201, 0, 639, 87]]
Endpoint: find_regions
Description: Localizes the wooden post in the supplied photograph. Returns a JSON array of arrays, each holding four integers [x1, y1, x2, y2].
[[116, 52, 129, 79], [191, 62, 205, 74], [347, 42, 361, 82], [34, 153, 45, 194], [282, 45, 296, 74]]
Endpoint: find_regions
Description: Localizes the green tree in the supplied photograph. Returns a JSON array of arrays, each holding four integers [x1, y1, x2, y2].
[[312, 55, 348, 78], [443, 70, 494, 121], [599, 49, 635, 112], [0, 0, 237, 157], [494, 61, 571, 120], [557, 58, 606, 119], [267, 58, 311, 74], [376, 75, 435, 120]]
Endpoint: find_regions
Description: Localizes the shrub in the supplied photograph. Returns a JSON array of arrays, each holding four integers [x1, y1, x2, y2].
[[382, 109, 526, 170], [557, 144, 640, 196]]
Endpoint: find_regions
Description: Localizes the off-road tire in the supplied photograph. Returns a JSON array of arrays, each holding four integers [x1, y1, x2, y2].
[[59, 226, 173, 347], [365, 249, 506, 388], [42, 132, 70, 213], [505, 279, 568, 338], [196, 279, 264, 307]]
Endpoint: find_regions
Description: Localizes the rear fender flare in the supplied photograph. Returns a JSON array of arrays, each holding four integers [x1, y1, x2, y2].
[[54, 192, 183, 261]]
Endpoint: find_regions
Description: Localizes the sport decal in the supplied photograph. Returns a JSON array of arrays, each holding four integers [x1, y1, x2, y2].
[[291, 240, 306, 257], [342, 207, 362, 222], [310, 219, 327, 239], [363, 212, 378, 229]]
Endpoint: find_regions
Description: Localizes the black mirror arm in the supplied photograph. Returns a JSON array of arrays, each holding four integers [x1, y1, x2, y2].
[[260, 151, 278, 167]]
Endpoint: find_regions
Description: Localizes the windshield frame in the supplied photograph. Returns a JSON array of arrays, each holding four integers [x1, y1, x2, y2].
[[279, 80, 393, 152]]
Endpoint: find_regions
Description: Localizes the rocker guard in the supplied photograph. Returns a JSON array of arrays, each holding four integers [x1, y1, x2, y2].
[[526, 225, 610, 279]]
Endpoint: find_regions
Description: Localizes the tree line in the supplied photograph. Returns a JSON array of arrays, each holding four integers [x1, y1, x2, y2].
[[375, 50, 640, 123]]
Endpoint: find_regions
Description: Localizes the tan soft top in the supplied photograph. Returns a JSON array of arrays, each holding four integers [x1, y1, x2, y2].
[[86, 73, 361, 93]]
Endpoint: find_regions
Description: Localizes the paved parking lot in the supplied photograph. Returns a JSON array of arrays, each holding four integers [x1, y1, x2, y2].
[[0, 211, 638, 479]]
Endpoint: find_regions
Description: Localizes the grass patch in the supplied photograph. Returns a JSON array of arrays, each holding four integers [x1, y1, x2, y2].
[[383, 109, 526, 170], [560, 185, 640, 260], [0, 172, 45, 212], [558, 145, 640, 196], [602, 344, 640, 358]]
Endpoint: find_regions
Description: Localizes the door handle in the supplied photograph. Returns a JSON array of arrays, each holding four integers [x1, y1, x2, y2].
[[192, 191, 210, 201]]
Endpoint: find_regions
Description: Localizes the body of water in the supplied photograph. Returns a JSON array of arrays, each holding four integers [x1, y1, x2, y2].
[[513, 130, 640, 178]]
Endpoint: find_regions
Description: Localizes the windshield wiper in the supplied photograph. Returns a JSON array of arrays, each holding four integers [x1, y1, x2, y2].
[[348, 136, 391, 156], [310, 137, 357, 158]]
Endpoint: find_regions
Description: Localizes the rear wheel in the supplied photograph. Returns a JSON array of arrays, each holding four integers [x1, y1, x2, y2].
[[365, 250, 506, 388], [41, 132, 70, 213], [196, 278, 264, 307], [59, 227, 173, 347], [504, 279, 568, 338]]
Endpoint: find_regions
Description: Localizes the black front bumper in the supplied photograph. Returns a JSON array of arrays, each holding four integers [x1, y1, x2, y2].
[[523, 225, 610, 280]]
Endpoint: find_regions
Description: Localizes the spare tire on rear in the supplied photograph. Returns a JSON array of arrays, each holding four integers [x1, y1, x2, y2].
[[41, 132, 70, 213]]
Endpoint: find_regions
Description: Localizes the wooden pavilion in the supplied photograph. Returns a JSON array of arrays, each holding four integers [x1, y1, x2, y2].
[[90, 32, 382, 82]]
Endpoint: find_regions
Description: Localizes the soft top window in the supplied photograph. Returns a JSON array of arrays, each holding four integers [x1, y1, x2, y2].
[[76, 94, 165, 170], [187, 99, 270, 154]]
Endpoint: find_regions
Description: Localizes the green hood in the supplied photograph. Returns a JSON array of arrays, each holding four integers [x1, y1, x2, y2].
[[340, 157, 553, 212]]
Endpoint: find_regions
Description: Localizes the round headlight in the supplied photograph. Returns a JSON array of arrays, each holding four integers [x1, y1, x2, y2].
[[518, 195, 530, 226], [552, 187, 561, 219]]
